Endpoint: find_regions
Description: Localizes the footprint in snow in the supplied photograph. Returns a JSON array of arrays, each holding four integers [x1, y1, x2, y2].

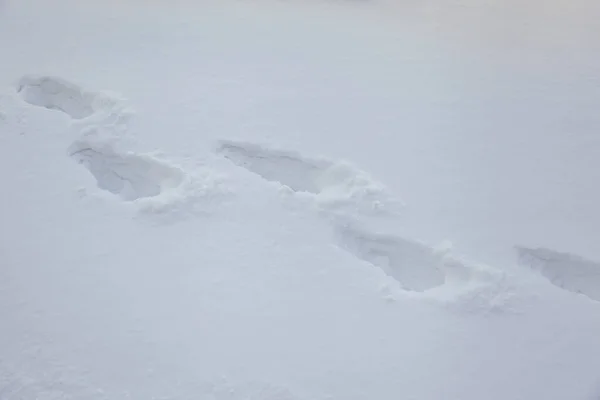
[[215, 140, 400, 216], [69, 140, 185, 201], [516, 246, 600, 302], [14, 74, 221, 218], [216, 140, 450, 291], [16, 75, 168, 201], [16, 75, 120, 120], [215, 139, 520, 306], [335, 224, 446, 291], [216, 140, 332, 193]]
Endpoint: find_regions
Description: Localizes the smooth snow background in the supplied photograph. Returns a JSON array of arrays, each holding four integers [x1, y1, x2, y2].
[[1, 0, 600, 399]]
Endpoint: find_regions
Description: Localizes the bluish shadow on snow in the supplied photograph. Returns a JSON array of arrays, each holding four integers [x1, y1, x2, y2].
[[334, 223, 446, 291], [215, 140, 330, 194], [69, 140, 184, 201], [215, 140, 402, 217], [516, 246, 600, 302], [17, 75, 96, 119], [16, 75, 122, 121]]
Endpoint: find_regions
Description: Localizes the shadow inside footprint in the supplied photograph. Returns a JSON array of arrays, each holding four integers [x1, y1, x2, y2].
[[335, 225, 445, 291], [69, 141, 183, 201], [216, 140, 330, 193], [516, 246, 600, 302], [17, 75, 103, 119]]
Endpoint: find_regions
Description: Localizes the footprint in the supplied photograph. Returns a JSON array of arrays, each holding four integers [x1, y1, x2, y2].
[[17, 75, 117, 119], [335, 224, 446, 291], [216, 140, 329, 193], [216, 140, 400, 216], [69, 140, 184, 201], [217, 140, 519, 308], [516, 246, 600, 302]]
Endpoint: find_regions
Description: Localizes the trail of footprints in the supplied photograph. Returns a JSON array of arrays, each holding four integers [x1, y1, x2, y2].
[[216, 140, 447, 292], [18, 74, 447, 292], [216, 139, 600, 298], [22, 74, 593, 298], [17, 75, 184, 202]]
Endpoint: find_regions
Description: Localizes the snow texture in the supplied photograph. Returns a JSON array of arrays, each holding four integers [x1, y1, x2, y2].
[[2, 1, 600, 399]]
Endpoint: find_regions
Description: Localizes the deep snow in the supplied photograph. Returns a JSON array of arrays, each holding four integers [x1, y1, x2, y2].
[[1, 0, 600, 399]]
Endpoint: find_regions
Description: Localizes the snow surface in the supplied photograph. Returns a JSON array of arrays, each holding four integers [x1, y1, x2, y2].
[[1, 0, 600, 399]]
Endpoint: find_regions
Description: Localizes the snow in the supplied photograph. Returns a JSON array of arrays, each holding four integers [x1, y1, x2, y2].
[[517, 246, 600, 303], [1, 0, 600, 399]]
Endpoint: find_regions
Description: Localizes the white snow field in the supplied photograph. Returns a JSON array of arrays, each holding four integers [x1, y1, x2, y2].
[[1, 0, 600, 399]]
